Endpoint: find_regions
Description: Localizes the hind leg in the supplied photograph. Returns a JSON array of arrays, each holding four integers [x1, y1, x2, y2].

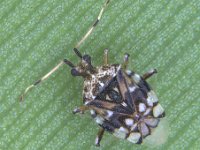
[[72, 105, 89, 114], [95, 127, 105, 146]]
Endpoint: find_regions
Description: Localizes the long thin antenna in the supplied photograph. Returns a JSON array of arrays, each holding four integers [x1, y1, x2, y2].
[[74, 0, 110, 50], [20, 0, 111, 101], [20, 61, 64, 101]]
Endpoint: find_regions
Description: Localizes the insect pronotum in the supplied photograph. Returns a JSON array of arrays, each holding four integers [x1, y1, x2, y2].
[[20, 0, 165, 146]]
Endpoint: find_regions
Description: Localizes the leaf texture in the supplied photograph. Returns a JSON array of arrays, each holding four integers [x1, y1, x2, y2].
[[0, 0, 199, 150]]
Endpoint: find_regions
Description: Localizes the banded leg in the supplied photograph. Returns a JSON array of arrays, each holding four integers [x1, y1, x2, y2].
[[72, 105, 89, 114], [142, 69, 157, 80], [74, 0, 110, 50], [20, 59, 75, 101], [122, 53, 130, 69], [104, 49, 109, 65], [95, 128, 105, 146]]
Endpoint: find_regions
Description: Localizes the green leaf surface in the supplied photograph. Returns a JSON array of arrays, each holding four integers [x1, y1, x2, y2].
[[0, 0, 199, 149]]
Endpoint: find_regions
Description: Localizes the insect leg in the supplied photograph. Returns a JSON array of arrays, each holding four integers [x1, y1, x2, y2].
[[95, 127, 105, 146], [20, 59, 75, 101], [122, 53, 130, 69], [104, 49, 109, 65], [74, 0, 110, 50], [142, 69, 157, 80], [72, 105, 89, 114]]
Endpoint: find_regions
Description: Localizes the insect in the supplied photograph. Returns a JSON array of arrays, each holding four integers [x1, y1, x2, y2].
[[20, 0, 165, 146]]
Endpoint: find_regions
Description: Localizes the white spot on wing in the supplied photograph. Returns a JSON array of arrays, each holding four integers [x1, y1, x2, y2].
[[126, 70, 132, 75], [129, 86, 136, 92], [121, 102, 127, 107], [147, 91, 158, 106], [106, 110, 113, 118], [106, 95, 112, 101], [127, 132, 141, 143], [84, 101, 89, 105], [153, 104, 164, 117], [132, 74, 141, 83], [114, 87, 119, 92], [125, 118, 134, 126], [139, 103, 146, 112], [94, 115, 104, 125], [144, 118, 159, 128], [113, 127, 128, 139], [119, 127, 128, 133], [99, 82, 104, 87], [90, 110, 95, 115]]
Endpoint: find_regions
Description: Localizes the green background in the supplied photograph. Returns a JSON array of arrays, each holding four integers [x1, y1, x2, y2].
[[0, 0, 199, 149]]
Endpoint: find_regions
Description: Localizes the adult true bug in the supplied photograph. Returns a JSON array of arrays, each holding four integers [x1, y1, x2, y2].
[[20, 0, 165, 146]]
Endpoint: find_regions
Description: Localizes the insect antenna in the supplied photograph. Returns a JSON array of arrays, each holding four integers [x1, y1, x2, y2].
[[20, 59, 77, 101], [73, 0, 110, 53], [20, 61, 65, 101], [20, 0, 110, 101]]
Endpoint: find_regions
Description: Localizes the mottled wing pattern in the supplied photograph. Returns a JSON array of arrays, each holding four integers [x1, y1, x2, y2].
[[126, 70, 165, 118], [116, 69, 135, 113], [87, 68, 165, 144]]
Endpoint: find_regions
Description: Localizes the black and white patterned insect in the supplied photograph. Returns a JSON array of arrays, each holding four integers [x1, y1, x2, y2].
[[20, 0, 165, 146]]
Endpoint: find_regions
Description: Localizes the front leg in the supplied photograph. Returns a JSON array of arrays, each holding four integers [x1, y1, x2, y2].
[[95, 127, 105, 146], [142, 69, 157, 80], [122, 53, 130, 70], [103, 49, 109, 66], [73, 105, 89, 114]]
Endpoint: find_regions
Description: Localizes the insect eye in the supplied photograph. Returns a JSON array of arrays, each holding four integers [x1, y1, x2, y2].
[[83, 55, 91, 64]]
